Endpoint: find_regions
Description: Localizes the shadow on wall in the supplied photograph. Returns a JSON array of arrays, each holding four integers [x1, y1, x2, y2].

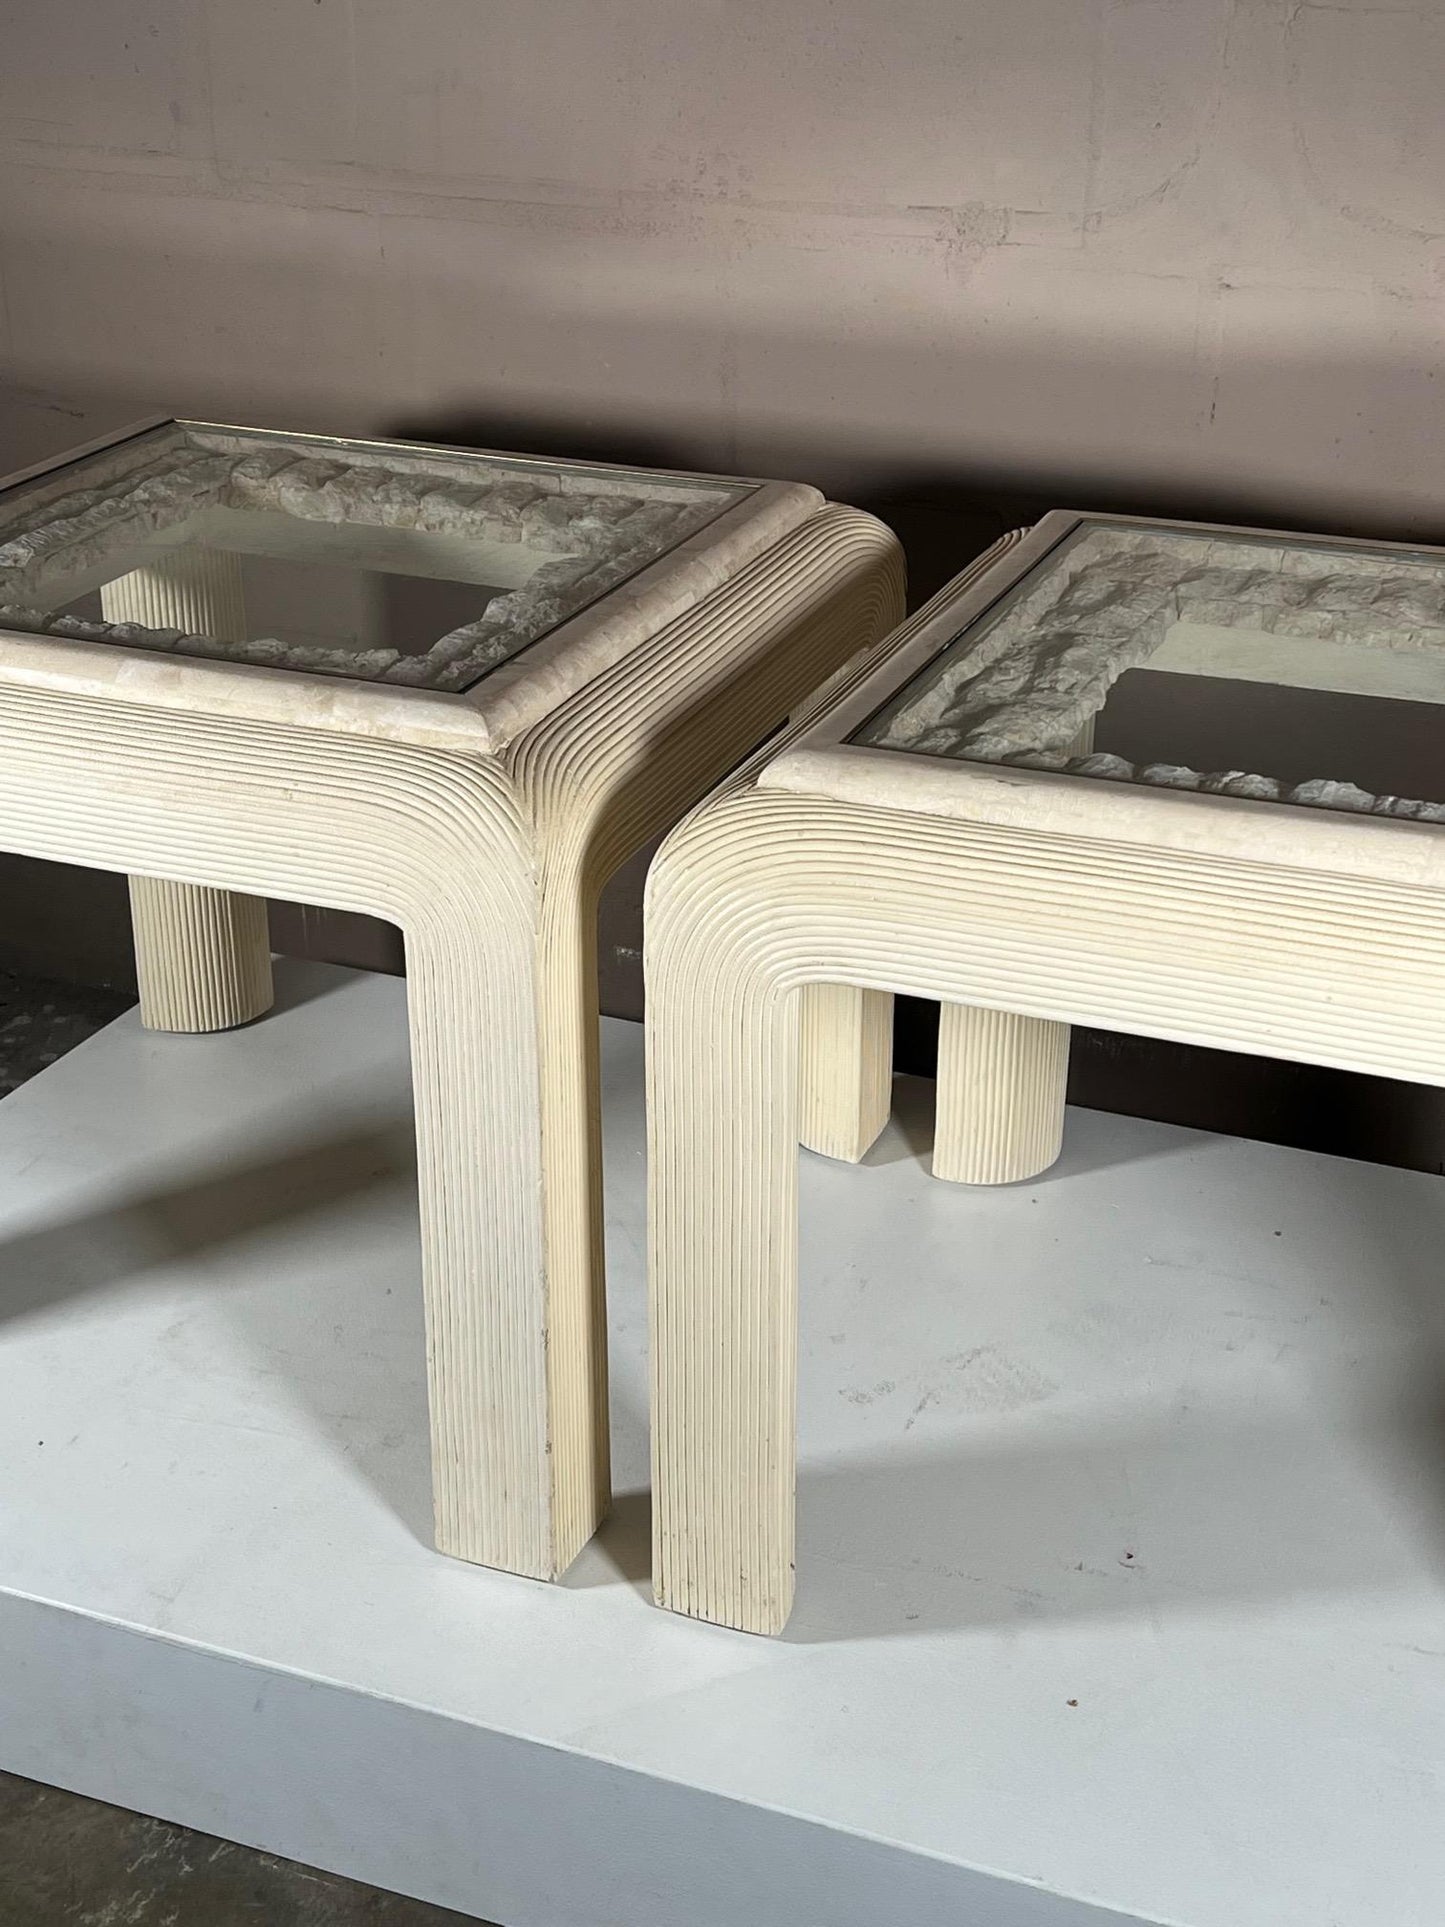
[[386, 395, 1445, 608]]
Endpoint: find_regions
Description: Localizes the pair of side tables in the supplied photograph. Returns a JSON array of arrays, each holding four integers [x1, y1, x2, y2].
[[3, 421, 1443, 1635]]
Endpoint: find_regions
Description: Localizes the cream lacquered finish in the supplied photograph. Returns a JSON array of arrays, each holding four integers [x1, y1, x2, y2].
[[0, 419, 904, 1583], [647, 517, 1445, 1633]]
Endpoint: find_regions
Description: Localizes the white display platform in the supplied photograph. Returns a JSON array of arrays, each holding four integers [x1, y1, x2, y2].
[[3, 961, 1444, 1927]]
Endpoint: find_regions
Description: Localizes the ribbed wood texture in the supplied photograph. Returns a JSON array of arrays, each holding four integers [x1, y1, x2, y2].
[[102, 549, 274, 1031], [645, 531, 1445, 1633], [932, 1001, 1068, 1183], [650, 790, 1445, 1633], [797, 983, 893, 1161], [0, 504, 905, 1586], [0, 688, 552, 1576], [128, 877, 274, 1032], [514, 507, 905, 1568], [788, 529, 1030, 1166]]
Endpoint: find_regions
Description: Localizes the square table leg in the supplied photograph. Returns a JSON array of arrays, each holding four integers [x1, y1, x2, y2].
[[798, 983, 893, 1162], [649, 937, 800, 1636], [400, 889, 561, 1579]]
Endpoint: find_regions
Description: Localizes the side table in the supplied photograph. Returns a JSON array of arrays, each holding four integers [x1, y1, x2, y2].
[[0, 417, 904, 1582], [647, 511, 1445, 1631]]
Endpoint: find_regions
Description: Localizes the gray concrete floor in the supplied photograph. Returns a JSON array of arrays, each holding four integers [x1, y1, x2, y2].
[[0, 967, 490, 1925], [0, 1773, 482, 1925], [0, 967, 132, 1099]]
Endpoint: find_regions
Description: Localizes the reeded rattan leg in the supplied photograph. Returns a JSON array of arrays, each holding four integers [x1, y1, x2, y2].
[[798, 983, 893, 1162], [104, 550, 274, 1032], [933, 1001, 1069, 1184]]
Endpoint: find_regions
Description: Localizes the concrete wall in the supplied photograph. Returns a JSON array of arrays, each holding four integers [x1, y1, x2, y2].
[[2, 0, 1444, 1164], [2, 0, 1442, 567]]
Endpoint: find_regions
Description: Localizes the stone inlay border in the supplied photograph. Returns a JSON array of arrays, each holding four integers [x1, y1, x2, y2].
[[859, 524, 1445, 822], [0, 426, 740, 691]]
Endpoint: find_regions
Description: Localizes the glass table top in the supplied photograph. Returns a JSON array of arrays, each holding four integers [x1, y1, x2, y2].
[[855, 518, 1445, 824], [0, 421, 751, 692]]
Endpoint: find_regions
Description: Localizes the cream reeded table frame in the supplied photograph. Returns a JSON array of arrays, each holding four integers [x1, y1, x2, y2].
[[0, 416, 903, 1582], [648, 511, 1445, 1633]]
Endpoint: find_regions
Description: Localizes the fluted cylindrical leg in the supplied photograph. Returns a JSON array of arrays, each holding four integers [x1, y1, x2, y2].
[[933, 1001, 1069, 1184], [798, 983, 893, 1162], [127, 877, 274, 1031], [102, 550, 274, 1032]]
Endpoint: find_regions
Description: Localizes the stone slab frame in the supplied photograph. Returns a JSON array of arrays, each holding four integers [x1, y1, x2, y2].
[[645, 521, 1445, 1633], [0, 430, 904, 1584]]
